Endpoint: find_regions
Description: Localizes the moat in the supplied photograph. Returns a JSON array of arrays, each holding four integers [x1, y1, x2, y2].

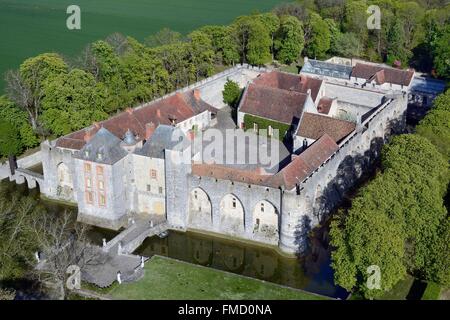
[[1, 179, 348, 299]]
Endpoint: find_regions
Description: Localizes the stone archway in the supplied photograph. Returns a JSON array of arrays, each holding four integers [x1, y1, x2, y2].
[[56, 162, 73, 199], [219, 194, 244, 234], [252, 200, 279, 242], [188, 188, 212, 228]]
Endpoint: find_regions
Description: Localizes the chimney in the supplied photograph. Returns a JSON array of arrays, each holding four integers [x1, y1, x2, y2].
[[145, 122, 156, 140], [193, 89, 201, 100], [255, 167, 267, 175], [307, 88, 311, 96], [126, 107, 133, 115], [187, 129, 195, 141], [84, 127, 95, 142], [304, 56, 308, 64], [156, 109, 161, 118], [93, 122, 100, 129]]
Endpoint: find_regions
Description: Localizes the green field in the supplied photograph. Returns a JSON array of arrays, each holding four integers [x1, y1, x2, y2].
[[0, 0, 284, 93], [107, 255, 328, 300]]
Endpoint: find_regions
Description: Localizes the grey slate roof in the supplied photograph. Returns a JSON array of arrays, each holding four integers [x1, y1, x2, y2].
[[301, 59, 353, 80], [135, 125, 190, 159], [410, 77, 446, 95], [75, 127, 128, 165]]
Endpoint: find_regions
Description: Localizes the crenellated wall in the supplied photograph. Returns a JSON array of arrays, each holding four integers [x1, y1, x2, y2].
[[279, 94, 408, 253]]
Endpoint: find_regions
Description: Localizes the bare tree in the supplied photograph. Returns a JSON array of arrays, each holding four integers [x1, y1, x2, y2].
[[105, 32, 130, 56], [73, 44, 101, 80], [0, 288, 16, 300], [30, 212, 94, 300], [4, 70, 39, 130]]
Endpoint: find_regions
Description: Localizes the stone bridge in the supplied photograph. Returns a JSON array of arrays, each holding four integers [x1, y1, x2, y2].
[[10, 168, 44, 190]]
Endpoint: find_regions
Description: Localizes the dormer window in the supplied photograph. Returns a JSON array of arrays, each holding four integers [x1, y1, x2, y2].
[[97, 152, 103, 161], [85, 150, 90, 158]]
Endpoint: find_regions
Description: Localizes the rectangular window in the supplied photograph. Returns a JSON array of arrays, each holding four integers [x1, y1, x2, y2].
[[85, 177, 92, 189], [253, 123, 258, 132], [159, 187, 163, 194], [150, 169, 157, 179], [84, 163, 91, 173], [147, 184, 151, 192], [96, 166, 104, 175], [85, 191, 93, 204], [98, 180, 104, 191], [99, 193, 106, 207]]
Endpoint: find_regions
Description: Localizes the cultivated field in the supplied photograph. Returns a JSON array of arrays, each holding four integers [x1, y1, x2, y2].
[[0, 0, 284, 93]]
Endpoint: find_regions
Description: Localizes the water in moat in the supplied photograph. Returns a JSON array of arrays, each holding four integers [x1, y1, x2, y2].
[[1, 179, 348, 299], [134, 230, 348, 299]]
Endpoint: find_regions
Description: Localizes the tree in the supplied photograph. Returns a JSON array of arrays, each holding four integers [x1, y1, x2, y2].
[[222, 79, 241, 107], [41, 69, 108, 136], [255, 13, 280, 60], [432, 25, 450, 78], [198, 25, 240, 65], [418, 87, 450, 151], [89, 40, 121, 83], [0, 96, 39, 149], [105, 32, 130, 56], [31, 211, 94, 300], [382, 135, 448, 274], [396, 2, 424, 50], [231, 15, 272, 65], [386, 18, 410, 66], [119, 51, 170, 104], [274, 15, 304, 64], [273, 2, 309, 20], [5, 53, 68, 131], [0, 288, 15, 300], [331, 131, 450, 298], [145, 28, 183, 47], [0, 189, 43, 281], [303, 12, 331, 59], [188, 30, 215, 80], [330, 174, 407, 299], [342, 0, 369, 42], [0, 120, 22, 158], [332, 32, 364, 58], [152, 42, 196, 89]]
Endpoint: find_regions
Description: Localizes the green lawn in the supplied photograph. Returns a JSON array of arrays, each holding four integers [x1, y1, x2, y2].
[[0, 0, 284, 93], [107, 255, 329, 300], [377, 274, 415, 300], [421, 282, 442, 300]]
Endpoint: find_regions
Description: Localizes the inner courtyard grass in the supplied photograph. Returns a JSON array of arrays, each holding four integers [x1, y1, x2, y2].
[[0, 0, 284, 93], [107, 255, 329, 300]]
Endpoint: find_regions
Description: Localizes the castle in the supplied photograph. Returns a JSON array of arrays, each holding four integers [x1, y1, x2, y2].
[[33, 59, 419, 254]]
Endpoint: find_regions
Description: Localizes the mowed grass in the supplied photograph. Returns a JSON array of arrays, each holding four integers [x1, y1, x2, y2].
[[0, 0, 284, 93], [377, 274, 415, 300], [107, 255, 329, 300]]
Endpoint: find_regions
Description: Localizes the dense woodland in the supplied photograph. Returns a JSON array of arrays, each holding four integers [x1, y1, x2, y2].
[[0, 0, 449, 300], [0, 0, 448, 158]]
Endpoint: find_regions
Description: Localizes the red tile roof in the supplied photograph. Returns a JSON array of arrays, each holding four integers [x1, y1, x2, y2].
[[270, 134, 339, 189], [252, 71, 323, 101], [298, 112, 356, 143], [191, 164, 274, 186], [351, 63, 414, 86], [239, 84, 307, 125], [317, 97, 333, 114], [192, 134, 339, 190], [56, 91, 217, 150]]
